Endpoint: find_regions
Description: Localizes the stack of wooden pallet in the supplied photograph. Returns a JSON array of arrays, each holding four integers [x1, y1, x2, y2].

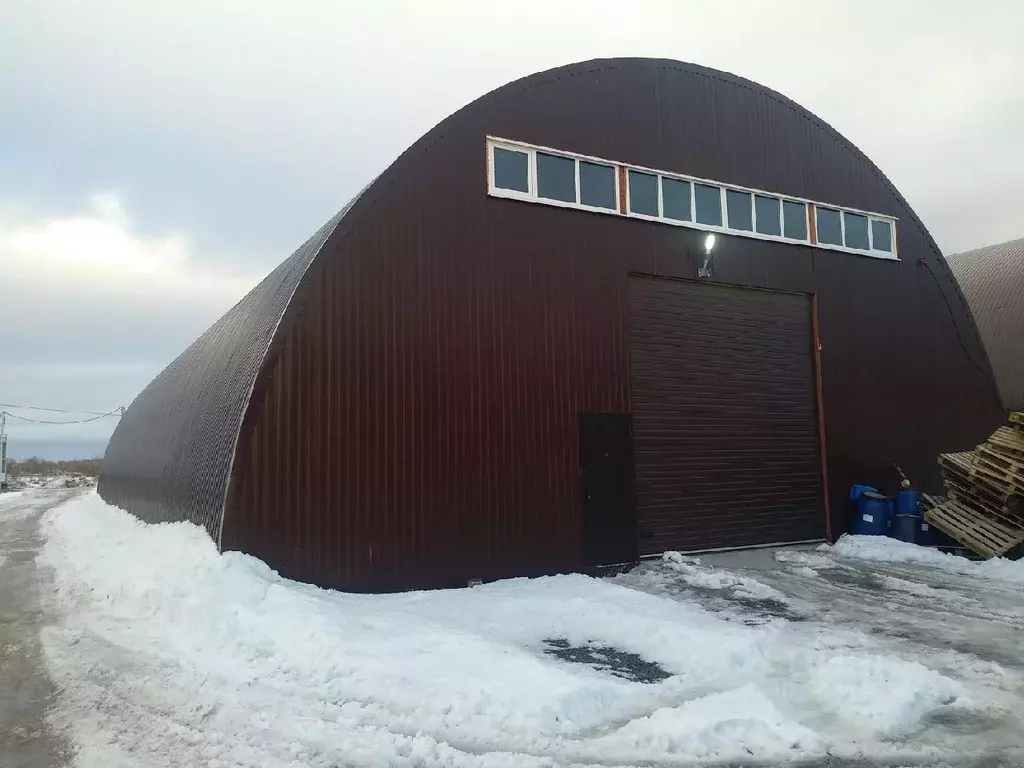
[[928, 413, 1024, 558]]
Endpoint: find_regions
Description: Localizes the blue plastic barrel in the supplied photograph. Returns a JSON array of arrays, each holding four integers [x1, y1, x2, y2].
[[850, 484, 878, 502], [853, 491, 890, 535], [890, 513, 919, 544], [896, 489, 920, 516]]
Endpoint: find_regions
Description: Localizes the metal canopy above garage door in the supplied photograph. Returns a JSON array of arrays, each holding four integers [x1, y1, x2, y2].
[[628, 276, 826, 555]]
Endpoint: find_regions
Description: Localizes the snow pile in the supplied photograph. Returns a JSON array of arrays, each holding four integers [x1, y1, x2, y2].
[[661, 550, 788, 601], [774, 550, 834, 569], [591, 685, 818, 759], [827, 534, 1024, 584], [806, 655, 964, 738], [37, 492, 991, 768], [9, 474, 95, 491]]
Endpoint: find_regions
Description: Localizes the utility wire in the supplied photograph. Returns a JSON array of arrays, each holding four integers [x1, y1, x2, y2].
[[0, 407, 124, 426], [0, 402, 121, 417]]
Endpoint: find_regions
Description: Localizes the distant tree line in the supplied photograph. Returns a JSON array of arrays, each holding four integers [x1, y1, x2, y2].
[[7, 457, 102, 478]]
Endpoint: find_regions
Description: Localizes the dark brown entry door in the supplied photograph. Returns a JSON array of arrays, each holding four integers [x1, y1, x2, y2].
[[628, 276, 825, 555], [579, 413, 638, 566]]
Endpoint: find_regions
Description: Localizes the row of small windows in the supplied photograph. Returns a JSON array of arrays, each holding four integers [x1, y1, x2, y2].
[[490, 140, 897, 258], [626, 169, 810, 242]]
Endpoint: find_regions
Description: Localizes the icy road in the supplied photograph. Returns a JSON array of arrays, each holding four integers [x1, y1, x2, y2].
[[3, 489, 1024, 768]]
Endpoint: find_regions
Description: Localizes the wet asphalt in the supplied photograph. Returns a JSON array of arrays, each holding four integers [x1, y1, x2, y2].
[[0, 489, 77, 768]]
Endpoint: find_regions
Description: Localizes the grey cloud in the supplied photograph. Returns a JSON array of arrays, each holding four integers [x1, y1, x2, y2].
[[1, 0, 1022, 454]]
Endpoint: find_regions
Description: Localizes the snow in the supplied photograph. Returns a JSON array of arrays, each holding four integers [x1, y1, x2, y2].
[[36, 492, 1016, 767], [773, 550, 834, 569], [659, 550, 788, 601], [789, 565, 820, 578], [879, 574, 963, 600], [9, 474, 95, 491], [589, 685, 820, 759], [805, 655, 964, 738], [826, 534, 1024, 584]]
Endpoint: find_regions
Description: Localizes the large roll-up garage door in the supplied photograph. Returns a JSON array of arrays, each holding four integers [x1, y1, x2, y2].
[[629, 276, 825, 555]]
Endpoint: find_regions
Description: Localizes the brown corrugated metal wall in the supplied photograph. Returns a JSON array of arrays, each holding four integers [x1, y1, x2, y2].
[[102, 58, 1005, 593], [225, 180, 633, 590], [629, 277, 824, 553]]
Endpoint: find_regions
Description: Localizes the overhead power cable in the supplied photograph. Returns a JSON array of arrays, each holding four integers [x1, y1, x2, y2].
[[0, 402, 121, 417], [0, 407, 124, 426]]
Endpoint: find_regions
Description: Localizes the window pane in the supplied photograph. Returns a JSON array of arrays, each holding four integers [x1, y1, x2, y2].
[[871, 219, 893, 252], [726, 189, 753, 231], [754, 195, 782, 236], [816, 207, 842, 245], [492, 147, 529, 193], [628, 170, 658, 216], [694, 183, 722, 226], [536, 153, 576, 203], [662, 177, 691, 221], [843, 212, 869, 250], [783, 201, 807, 240], [579, 161, 616, 209]]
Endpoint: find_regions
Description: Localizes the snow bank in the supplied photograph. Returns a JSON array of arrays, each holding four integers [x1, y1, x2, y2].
[[0, 490, 27, 507], [10, 474, 95, 491], [38, 492, 986, 767], [591, 685, 819, 759], [661, 550, 788, 601], [827, 535, 1024, 584]]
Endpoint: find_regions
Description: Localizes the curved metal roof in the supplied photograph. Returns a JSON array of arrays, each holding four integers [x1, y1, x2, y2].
[[99, 208, 348, 535], [948, 237, 1024, 410]]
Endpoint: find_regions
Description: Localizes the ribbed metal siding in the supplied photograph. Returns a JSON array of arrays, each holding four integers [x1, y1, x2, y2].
[[948, 238, 1024, 411], [98, 210, 345, 536], [224, 58, 1001, 591], [224, 182, 632, 591], [629, 277, 824, 553], [107, 58, 1003, 592]]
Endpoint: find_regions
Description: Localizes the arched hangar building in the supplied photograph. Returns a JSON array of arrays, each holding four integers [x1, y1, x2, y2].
[[100, 58, 1004, 592], [948, 237, 1024, 413]]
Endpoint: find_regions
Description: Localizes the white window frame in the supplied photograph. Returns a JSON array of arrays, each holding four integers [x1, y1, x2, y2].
[[487, 136, 899, 261], [782, 199, 810, 242], [753, 193, 783, 238], [724, 188, 754, 233], [814, 204, 897, 259], [576, 158, 620, 213], [868, 217, 895, 256], [488, 140, 534, 199], [660, 175, 694, 224], [625, 168, 662, 221], [814, 206, 845, 249]]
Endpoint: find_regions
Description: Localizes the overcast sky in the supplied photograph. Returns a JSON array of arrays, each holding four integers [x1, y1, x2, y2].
[[1, 0, 1022, 458]]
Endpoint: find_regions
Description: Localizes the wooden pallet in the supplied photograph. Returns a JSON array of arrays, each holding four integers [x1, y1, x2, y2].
[[969, 453, 1024, 494], [940, 451, 1021, 500], [943, 472, 1023, 522], [976, 444, 1024, 476], [987, 427, 1024, 461], [925, 500, 1024, 559], [946, 486, 1024, 532], [1011, 412, 1024, 427]]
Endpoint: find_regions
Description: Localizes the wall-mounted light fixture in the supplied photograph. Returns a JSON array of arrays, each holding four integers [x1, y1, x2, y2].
[[698, 233, 716, 278]]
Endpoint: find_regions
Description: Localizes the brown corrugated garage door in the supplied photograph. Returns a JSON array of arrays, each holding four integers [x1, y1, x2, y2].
[[629, 276, 825, 555]]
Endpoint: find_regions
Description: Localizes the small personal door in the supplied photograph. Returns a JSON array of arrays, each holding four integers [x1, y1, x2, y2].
[[579, 413, 638, 566]]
